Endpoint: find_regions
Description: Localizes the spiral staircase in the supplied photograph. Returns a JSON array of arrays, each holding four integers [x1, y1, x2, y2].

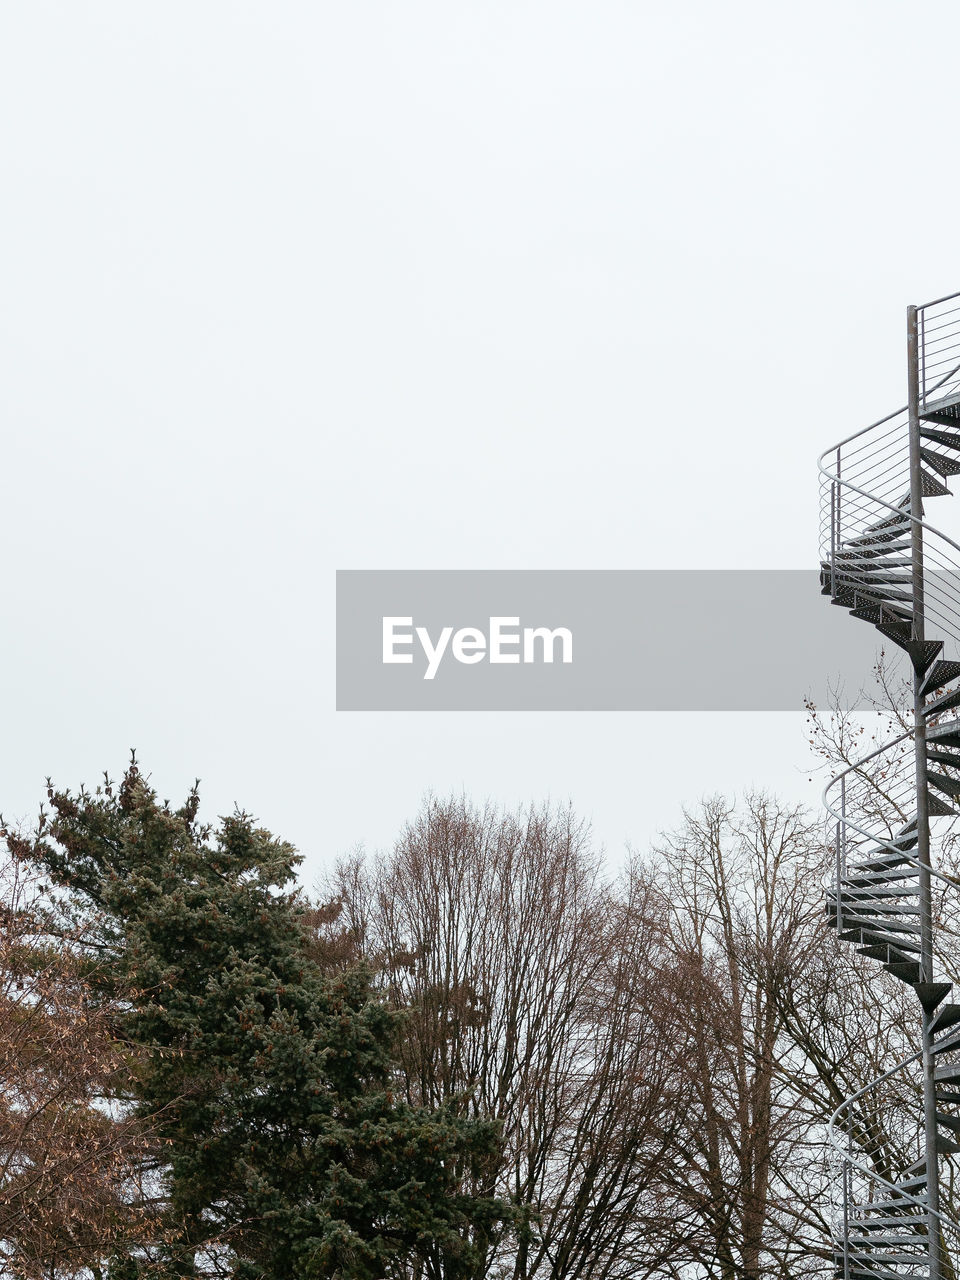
[[819, 292, 960, 1279]]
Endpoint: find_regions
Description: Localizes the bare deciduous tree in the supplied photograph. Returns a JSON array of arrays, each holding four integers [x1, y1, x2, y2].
[[321, 798, 697, 1280], [641, 794, 836, 1279], [323, 789, 910, 1280]]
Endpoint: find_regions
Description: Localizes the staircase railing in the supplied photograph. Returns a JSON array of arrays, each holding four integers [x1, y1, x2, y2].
[[818, 291, 960, 1280], [921, 295, 960, 413]]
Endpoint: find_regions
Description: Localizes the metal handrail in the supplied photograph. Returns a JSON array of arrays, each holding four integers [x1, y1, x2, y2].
[[819, 294, 960, 1278]]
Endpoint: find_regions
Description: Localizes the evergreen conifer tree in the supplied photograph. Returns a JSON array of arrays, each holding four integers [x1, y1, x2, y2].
[[18, 761, 508, 1279]]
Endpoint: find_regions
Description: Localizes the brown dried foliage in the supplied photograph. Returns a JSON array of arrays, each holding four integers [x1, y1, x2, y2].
[[0, 851, 156, 1279]]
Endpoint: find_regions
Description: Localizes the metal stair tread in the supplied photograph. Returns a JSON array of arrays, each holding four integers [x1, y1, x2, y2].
[[927, 790, 958, 816], [920, 445, 960, 476], [924, 685, 960, 718], [921, 659, 960, 696], [920, 425, 960, 449], [930, 1002, 960, 1033], [920, 467, 951, 496], [926, 717, 960, 743], [834, 892, 920, 911], [841, 870, 920, 885], [920, 388, 960, 417], [886, 961, 922, 982], [927, 769, 960, 797], [837, 915, 921, 936]]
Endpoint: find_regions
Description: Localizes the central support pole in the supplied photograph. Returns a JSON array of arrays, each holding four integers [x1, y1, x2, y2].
[[908, 303, 941, 1278]]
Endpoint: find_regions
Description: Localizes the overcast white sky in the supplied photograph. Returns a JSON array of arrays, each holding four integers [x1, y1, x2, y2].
[[2, 1, 957, 879]]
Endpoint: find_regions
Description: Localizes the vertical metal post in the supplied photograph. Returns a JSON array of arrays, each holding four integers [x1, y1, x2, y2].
[[830, 481, 836, 595], [909, 303, 941, 1278], [843, 1151, 851, 1280], [835, 448, 842, 595], [837, 776, 847, 932]]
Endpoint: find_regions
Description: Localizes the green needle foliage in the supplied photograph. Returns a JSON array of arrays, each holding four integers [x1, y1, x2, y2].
[[17, 760, 509, 1280]]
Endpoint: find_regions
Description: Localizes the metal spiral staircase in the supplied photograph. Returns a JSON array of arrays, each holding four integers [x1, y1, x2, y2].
[[819, 292, 960, 1279]]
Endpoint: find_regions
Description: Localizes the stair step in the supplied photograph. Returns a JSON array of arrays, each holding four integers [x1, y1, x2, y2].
[[846, 1221, 928, 1235], [835, 550, 913, 567], [837, 537, 911, 556], [844, 1241, 926, 1254], [844, 1252, 929, 1266], [877, 619, 914, 648], [851, 602, 886, 624], [842, 1265, 928, 1280], [875, 950, 919, 970], [854, 1193, 928, 1212], [920, 425, 960, 449], [932, 1030, 960, 1054], [920, 468, 951, 497], [921, 393, 960, 421], [839, 885, 926, 906], [864, 495, 912, 525], [846, 1252, 929, 1265], [868, 820, 921, 854], [930, 1001, 960, 1032], [935, 1062, 960, 1082], [887, 961, 922, 983], [920, 445, 960, 476], [828, 907, 914, 929], [837, 876, 919, 894], [925, 748, 960, 770], [927, 770, 960, 798], [915, 982, 953, 1011], [857, 943, 900, 962], [847, 525, 911, 550], [837, 900, 919, 918], [838, 896, 919, 915], [849, 583, 914, 606], [847, 506, 911, 535], [842, 887, 917, 903], [847, 1271, 927, 1280], [836, 913, 920, 932], [920, 389, 960, 417], [840, 570, 914, 587], [927, 791, 958, 817], [907, 640, 944, 674], [837, 557, 914, 577], [848, 1212, 928, 1227], [840, 916, 920, 937], [845, 1266, 927, 1278], [924, 685, 960, 718], [847, 918, 921, 940], [936, 1109, 960, 1131], [842, 869, 920, 886], [926, 717, 960, 745], [931, 1037, 960, 1076], [846, 596, 913, 630], [865, 942, 916, 962], [920, 660, 960, 697]]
